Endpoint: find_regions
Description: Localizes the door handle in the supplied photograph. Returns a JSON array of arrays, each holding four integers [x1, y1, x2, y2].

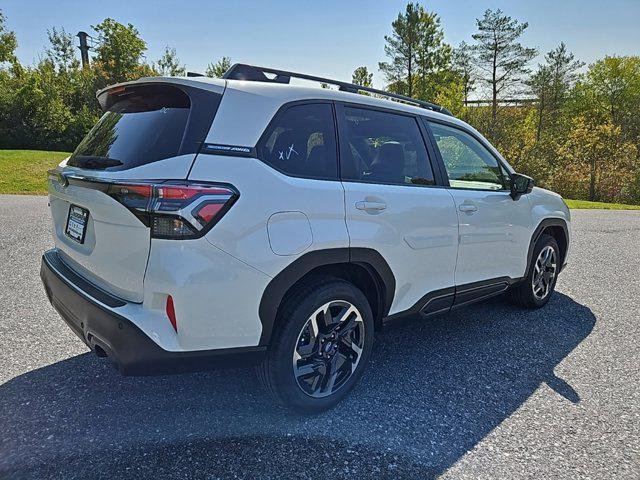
[[458, 204, 478, 213], [355, 201, 387, 211]]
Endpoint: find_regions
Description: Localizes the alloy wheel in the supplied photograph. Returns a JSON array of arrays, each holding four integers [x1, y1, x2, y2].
[[532, 245, 557, 300], [292, 300, 365, 398]]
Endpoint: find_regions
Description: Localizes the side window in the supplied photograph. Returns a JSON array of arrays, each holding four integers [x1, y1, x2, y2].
[[258, 103, 337, 179], [340, 107, 435, 186], [428, 121, 507, 191]]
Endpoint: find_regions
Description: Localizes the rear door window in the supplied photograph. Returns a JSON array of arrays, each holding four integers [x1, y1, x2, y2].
[[68, 84, 213, 171], [338, 106, 435, 187], [258, 103, 338, 179]]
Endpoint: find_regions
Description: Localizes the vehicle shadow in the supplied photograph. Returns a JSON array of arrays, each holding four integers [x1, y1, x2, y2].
[[0, 292, 595, 479]]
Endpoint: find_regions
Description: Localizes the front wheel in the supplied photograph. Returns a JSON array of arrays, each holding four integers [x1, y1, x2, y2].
[[509, 233, 560, 308], [257, 277, 374, 413]]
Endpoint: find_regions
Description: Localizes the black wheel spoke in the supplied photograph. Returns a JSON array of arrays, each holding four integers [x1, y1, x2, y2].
[[531, 245, 557, 301], [296, 340, 316, 358], [292, 300, 366, 398], [320, 308, 335, 330]]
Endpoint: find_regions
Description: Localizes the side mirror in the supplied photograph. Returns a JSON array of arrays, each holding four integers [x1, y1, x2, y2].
[[510, 173, 534, 200]]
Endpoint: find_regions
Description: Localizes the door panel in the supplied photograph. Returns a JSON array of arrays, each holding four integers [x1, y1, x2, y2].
[[426, 120, 533, 285], [337, 104, 459, 315], [343, 183, 459, 314], [449, 190, 532, 285]]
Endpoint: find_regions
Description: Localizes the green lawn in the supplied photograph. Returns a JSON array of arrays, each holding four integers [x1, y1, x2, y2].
[[0, 149, 70, 194], [563, 199, 640, 210]]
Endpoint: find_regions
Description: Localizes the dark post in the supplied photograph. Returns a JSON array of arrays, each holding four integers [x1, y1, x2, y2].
[[77, 31, 90, 68]]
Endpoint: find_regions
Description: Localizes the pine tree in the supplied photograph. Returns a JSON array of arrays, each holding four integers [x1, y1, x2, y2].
[[528, 43, 583, 140], [379, 3, 451, 100], [472, 9, 537, 124], [378, 2, 423, 96], [452, 42, 475, 104]]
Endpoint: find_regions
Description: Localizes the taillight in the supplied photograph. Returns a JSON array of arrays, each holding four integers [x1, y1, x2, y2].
[[107, 181, 238, 239]]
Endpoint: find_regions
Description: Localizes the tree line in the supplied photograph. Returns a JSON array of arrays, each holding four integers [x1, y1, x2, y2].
[[1, 5, 639, 204], [0, 14, 231, 154]]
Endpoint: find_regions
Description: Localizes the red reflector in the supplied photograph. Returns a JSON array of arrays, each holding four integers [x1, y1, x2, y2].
[[166, 295, 178, 332], [193, 202, 224, 224]]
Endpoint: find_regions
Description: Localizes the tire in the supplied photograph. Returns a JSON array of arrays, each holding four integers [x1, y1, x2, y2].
[[257, 276, 374, 413], [509, 233, 560, 308]]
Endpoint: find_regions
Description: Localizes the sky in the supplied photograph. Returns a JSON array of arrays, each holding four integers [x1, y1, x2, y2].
[[3, 0, 640, 88]]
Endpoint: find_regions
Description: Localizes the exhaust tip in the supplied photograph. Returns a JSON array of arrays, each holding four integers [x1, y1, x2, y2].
[[93, 344, 108, 358]]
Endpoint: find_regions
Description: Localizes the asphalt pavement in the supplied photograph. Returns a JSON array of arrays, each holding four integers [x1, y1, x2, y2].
[[0, 194, 638, 479]]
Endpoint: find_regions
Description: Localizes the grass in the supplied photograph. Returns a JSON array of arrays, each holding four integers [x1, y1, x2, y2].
[[563, 199, 640, 210], [0, 150, 70, 194], [1, 150, 640, 211]]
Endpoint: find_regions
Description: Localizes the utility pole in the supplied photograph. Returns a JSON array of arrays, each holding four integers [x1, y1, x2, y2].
[[77, 31, 90, 68]]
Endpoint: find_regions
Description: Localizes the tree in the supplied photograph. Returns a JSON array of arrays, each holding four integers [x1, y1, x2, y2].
[[413, 8, 451, 101], [205, 56, 231, 78], [556, 117, 637, 201], [452, 42, 475, 104], [472, 9, 537, 125], [378, 2, 422, 96], [91, 18, 148, 84], [577, 56, 640, 147], [352, 66, 373, 87], [528, 43, 583, 140], [0, 10, 17, 64], [379, 2, 450, 99], [45, 27, 79, 72], [154, 46, 185, 76]]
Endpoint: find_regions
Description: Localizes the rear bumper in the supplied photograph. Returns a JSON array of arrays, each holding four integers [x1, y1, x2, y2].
[[40, 249, 266, 375]]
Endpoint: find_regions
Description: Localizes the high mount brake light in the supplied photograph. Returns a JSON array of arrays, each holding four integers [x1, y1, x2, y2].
[[108, 182, 238, 239]]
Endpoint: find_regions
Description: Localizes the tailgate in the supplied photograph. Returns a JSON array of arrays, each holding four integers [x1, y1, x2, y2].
[[49, 175, 151, 302], [47, 79, 224, 302]]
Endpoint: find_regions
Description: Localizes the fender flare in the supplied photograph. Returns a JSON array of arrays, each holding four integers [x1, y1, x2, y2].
[[257, 248, 395, 345], [525, 218, 569, 277]]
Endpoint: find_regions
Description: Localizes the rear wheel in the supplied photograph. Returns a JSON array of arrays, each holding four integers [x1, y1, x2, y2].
[[258, 277, 374, 413], [509, 233, 560, 308]]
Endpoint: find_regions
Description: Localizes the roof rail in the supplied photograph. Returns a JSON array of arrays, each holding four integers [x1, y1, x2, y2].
[[222, 63, 453, 116]]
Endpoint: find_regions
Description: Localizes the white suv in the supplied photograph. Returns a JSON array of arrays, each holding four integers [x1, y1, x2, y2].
[[41, 64, 570, 412]]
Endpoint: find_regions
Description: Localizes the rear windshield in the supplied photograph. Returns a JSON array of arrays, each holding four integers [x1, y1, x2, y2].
[[68, 85, 191, 170]]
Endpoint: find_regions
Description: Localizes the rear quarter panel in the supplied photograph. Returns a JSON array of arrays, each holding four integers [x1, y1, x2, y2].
[[188, 154, 349, 277]]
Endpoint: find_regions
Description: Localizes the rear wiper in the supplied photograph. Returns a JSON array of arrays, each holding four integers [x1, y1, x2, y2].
[[69, 155, 124, 170]]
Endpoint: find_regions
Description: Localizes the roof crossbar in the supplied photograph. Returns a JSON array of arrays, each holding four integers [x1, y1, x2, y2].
[[222, 63, 453, 116]]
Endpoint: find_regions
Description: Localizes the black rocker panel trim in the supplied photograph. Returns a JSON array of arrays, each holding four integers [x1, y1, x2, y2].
[[257, 248, 395, 345], [452, 277, 513, 309], [384, 287, 455, 323], [384, 277, 520, 325]]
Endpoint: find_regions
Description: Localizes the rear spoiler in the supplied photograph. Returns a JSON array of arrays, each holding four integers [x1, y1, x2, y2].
[[95, 77, 225, 110]]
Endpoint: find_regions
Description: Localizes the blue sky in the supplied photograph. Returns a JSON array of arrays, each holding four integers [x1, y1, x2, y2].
[[4, 0, 639, 87]]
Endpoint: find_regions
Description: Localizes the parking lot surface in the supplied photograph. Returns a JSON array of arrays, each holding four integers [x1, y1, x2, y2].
[[1, 195, 638, 479]]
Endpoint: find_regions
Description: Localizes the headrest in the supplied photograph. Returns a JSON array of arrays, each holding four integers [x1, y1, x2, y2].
[[369, 141, 404, 182]]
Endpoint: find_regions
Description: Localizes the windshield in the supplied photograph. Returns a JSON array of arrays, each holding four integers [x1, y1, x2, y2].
[[68, 84, 191, 170]]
